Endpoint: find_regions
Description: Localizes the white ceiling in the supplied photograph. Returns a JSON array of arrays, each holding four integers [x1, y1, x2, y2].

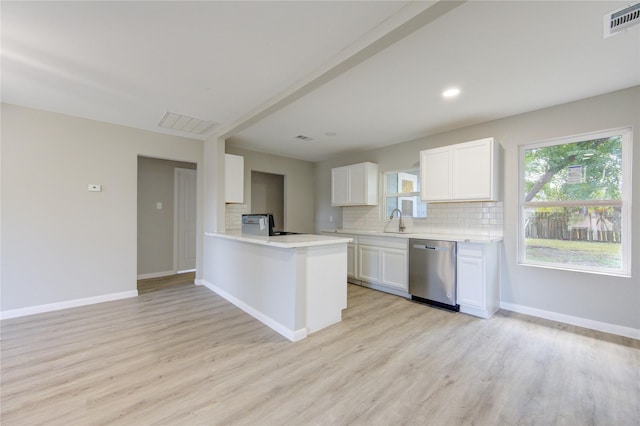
[[2, 1, 639, 162]]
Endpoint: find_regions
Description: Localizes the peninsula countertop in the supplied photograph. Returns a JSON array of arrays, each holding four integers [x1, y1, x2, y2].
[[204, 230, 350, 340], [205, 231, 353, 248], [321, 229, 503, 244]]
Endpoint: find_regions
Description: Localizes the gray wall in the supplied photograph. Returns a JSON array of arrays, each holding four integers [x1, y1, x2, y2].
[[251, 171, 285, 229], [315, 86, 640, 331], [137, 156, 196, 277], [1, 104, 204, 311], [226, 146, 315, 233]]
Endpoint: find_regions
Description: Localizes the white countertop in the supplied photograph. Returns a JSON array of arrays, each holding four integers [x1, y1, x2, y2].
[[205, 231, 353, 248], [321, 229, 502, 243]]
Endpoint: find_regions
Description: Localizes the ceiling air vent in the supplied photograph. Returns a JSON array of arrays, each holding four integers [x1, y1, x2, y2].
[[295, 134, 313, 141], [604, 2, 640, 38], [158, 111, 218, 135]]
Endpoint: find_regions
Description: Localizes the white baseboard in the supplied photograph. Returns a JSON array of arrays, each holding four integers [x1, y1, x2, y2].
[[194, 278, 205, 286], [176, 268, 196, 274], [500, 302, 640, 340], [0, 290, 139, 320], [137, 270, 176, 280], [201, 280, 307, 342]]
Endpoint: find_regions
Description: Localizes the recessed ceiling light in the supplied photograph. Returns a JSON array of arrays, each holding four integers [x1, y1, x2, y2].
[[442, 87, 461, 98]]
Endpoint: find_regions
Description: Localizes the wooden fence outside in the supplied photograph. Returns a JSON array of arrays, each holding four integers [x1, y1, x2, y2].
[[525, 212, 621, 243]]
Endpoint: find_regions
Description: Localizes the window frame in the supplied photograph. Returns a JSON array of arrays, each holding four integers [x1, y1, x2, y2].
[[517, 127, 632, 277], [383, 169, 426, 219]]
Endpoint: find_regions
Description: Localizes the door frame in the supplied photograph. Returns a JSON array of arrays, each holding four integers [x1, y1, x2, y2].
[[174, 167, 197, 274]]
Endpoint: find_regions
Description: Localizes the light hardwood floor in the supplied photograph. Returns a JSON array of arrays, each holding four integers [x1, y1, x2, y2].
[[1, 284, 638, 425], [137, 272, 196, 295]]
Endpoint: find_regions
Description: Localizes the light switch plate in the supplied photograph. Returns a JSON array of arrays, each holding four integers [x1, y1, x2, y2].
[[88, 184, 102, 192]]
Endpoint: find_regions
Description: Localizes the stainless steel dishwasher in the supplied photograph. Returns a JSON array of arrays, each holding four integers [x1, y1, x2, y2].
[[409, 239, 458, 311]]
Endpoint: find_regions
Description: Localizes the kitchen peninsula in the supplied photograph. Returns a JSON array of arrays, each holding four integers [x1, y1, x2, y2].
[[203, 232, 352, 341]]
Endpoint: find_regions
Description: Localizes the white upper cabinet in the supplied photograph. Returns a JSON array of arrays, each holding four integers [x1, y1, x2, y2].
[[331, 162, 378, 206], [419, 147, 451, 201], [225, 153, 244, 203], [331, 166, 350, 205], [420, 137, 500, 202]]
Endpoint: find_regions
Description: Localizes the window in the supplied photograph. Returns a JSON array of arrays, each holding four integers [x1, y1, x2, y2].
[[519, 128, 632, 276], [384, 170, 427, 218]]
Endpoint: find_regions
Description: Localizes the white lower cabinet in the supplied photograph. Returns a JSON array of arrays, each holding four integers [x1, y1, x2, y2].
[[457, 242, 500, 318], [322, 233, 359, 283], [346, 243, 357, 280], [357, 236, 408, 294], [358, 245, 381, 282], [380, 248, 407, 290]]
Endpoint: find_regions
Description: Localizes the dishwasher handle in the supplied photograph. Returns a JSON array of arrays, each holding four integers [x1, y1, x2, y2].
[[412, 244, 450, 251]]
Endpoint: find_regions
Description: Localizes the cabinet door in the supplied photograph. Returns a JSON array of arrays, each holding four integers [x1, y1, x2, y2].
[[347, 243, 356, 278], [452, 139, 492, 200], [420, 147, 452, 201], [225, 154, 244, 203], [331, 166, 350, 206], [457, 255, 485, 309], [381, 248, 407, 290], [358, 245, 380, 282], [348, 163, 367, 204]]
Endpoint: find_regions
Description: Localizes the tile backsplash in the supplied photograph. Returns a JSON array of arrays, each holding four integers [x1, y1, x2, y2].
[[226, 201, 503, 236], [342, 201, 503, 237], [225, 203, 249, 230]]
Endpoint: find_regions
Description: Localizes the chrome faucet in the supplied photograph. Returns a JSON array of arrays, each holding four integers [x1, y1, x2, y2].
[[390, 208, 406, 232]]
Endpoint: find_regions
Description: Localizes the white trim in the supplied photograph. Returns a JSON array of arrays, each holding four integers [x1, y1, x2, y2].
[[500, 302, 640, 340], [176, 268, 196, 274], [0, 290, 138, 320], [201, 280, 307, 342], [137, 270, 176, 280], [194, 278, 205, 286]]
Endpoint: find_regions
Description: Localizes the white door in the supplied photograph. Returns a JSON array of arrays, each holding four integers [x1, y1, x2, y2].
[[175, 168, 197, 272]]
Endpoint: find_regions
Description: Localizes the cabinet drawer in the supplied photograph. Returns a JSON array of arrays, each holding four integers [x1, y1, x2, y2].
[[358, 235, 408, 250], [458, 243, 484, 258]]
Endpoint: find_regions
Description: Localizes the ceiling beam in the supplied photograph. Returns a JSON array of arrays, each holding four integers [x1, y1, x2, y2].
[[215, 0, 466, 140]]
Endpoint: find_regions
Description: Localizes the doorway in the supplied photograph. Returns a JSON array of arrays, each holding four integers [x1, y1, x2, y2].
[[137, 156, 197, 293], [251, 171, 285, 230], [175, 167, 197, 272]]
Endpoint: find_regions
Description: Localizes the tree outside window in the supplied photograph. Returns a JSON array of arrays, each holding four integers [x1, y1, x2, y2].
[[519, 128, 631, 276]]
